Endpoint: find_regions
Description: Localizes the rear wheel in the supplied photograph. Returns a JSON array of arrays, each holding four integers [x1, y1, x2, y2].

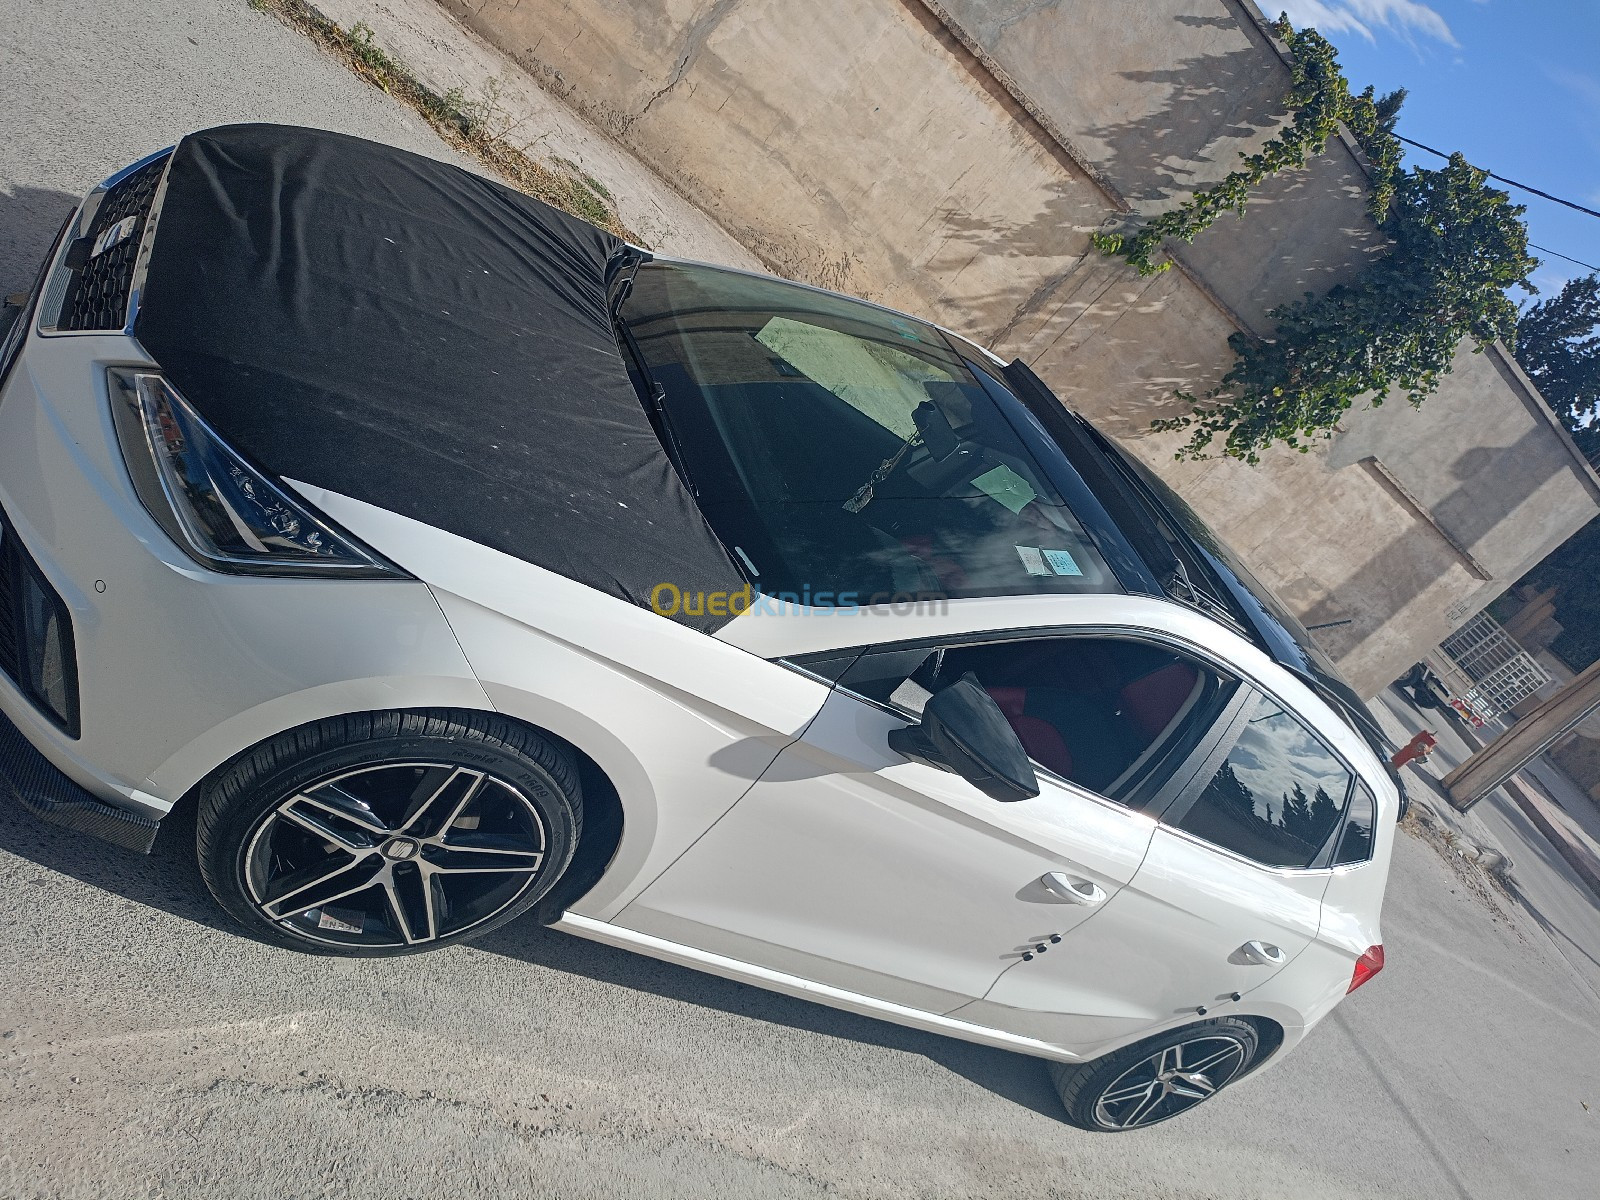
[[197, 710, 581, 956], [1049, 1018, 1260, 1131]]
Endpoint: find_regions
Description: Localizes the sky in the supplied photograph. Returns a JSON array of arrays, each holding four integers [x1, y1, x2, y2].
[[1278, 0, 1600, 302]]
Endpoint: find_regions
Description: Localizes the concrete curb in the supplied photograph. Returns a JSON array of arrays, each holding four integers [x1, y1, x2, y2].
[[1501, 775, 1600, 905]]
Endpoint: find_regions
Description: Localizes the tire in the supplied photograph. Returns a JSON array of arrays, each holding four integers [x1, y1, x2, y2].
[[1048, 1018, 1260, 1132], [197, 709, 581, 957]]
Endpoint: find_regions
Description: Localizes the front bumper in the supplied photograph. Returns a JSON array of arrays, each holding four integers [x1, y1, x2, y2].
[[0, 706, 157, 851], [0, 271, 493, 851]]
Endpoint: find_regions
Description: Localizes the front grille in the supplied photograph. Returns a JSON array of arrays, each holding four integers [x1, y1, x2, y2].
[[53, 154, 170, 332]]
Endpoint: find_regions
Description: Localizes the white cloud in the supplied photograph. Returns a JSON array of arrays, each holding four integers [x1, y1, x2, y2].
[[1281, 0, 1459, 48]]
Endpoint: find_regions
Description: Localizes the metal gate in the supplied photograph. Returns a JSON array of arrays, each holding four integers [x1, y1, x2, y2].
[[1439, 611, 1551, 719]]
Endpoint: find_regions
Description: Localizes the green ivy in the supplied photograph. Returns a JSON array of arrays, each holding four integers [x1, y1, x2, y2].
[[1097, 14, 1538, 462], [1092, 20, 1355, 276]]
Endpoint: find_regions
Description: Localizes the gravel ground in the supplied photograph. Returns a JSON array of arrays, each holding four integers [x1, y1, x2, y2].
[[4, 3, 1600, 1197]]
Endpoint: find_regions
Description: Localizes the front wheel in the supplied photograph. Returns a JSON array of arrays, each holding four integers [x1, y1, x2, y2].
[[197, 710, 581, 956], [1048, 1018, 1260, 1131]]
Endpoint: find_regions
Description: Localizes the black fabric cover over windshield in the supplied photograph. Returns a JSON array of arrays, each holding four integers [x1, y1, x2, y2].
[[134, 124, 742, 629]]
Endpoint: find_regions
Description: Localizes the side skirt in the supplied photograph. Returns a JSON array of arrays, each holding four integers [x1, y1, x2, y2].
[[552, 912, 1084, 1064]]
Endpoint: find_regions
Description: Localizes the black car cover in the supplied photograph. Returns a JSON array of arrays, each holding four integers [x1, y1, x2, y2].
[[134, 124, 744, 630]]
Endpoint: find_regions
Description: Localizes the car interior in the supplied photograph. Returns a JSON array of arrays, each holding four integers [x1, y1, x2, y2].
[[849, 636, 1224, 798]]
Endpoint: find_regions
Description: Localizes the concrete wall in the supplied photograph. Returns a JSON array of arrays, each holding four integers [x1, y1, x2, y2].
[[438, 0, 1600, 697]]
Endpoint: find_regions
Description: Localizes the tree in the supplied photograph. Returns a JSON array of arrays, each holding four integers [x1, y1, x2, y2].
[[1159, 153, 1532, 462], [1515, 273, 1600, 466], [1510, 274, 1600, 672], [1280, 781, 1314, 845], [1100, 16, 1537, 463], [1306, 785, 1341, 845]]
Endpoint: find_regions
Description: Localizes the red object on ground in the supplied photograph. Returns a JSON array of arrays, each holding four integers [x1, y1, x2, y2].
[[1391, 730, 1438, 769]]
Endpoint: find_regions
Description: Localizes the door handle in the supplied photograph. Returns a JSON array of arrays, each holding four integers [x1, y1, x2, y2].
[[1239, 940, 1287, 967], [1041, 872, 1106, 906]]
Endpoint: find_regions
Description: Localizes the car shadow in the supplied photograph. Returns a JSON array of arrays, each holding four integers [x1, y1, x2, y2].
[[0, 798, 237, 935], [473, 914, 1070, 1121], [0, 798, 1069, 1121]]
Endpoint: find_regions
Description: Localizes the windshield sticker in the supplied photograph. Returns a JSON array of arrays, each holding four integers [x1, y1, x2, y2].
[[1042, 547, 1083, 576], [1017, 545, 1084, 577], [1016, 545, 1052, 576], [973, 464, 1037, 514]]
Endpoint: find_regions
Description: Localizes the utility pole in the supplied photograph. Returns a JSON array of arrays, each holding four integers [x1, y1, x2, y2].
[[1444, 659, 1600, 810]]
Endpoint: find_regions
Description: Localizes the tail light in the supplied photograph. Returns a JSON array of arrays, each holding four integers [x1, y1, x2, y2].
[[1348, 944, 1384, 992]]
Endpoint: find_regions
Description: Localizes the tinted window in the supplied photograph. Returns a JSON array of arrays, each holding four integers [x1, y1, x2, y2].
[[1335, 785, 1375, 866], [620, 263, 1115, 603], [838, 636, 1233, 803], [1174, 693, 1352, 868]]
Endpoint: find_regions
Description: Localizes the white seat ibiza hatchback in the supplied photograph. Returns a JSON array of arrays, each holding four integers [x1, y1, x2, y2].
[[0, 126, 1395, 1131]]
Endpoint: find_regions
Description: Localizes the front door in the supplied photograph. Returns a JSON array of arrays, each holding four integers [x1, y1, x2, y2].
[[618, 632, 1228, 1015]]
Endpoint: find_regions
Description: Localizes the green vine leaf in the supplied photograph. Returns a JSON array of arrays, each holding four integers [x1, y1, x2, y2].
[[1093, 13, 1536, 462]]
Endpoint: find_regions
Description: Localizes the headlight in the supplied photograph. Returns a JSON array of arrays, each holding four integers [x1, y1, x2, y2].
[[107, 369, 403, 577]]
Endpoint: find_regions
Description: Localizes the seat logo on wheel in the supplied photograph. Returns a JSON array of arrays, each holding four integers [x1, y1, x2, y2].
[[381, 836, 421, 861]]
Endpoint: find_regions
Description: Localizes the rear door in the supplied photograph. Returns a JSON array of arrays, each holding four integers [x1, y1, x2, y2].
[[953, 687, 1355, 1049]]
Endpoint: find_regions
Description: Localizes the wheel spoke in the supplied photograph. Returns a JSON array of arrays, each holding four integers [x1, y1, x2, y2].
[[260, 852, 363, 915], [1100, 1078, 1159, 1106], [290, 787, 390, 838], [271, 862, 385, 921], [1169, 1079, 1215, 1101], [382, 868, 438, 945], [426, 845, 544, 874], [1122, 1088, 1167, 1128], [398, 767, 485, 838], [1182, 1043, 1243, 1076], [277, 804, 369, 852]]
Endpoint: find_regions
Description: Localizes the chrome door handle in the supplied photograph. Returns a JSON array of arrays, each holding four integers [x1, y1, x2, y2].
[[1239, 940, 1287, 967], [1041, 872, 1106, 906]]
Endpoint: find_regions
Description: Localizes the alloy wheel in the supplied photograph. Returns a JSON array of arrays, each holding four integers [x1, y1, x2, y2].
[[1091, 1034, 1249, 1129], [242, 761, 549, 948]]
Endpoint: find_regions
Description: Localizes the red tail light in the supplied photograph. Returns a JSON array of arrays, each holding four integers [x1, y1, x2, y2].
[[1348, 944, 1385, 993]]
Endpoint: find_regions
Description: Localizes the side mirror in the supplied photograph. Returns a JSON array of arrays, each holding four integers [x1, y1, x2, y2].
[[888, 673, 1040, 802]]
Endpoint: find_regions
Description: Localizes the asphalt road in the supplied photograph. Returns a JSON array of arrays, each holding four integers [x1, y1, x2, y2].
[[4, 3, 1600, 1197]]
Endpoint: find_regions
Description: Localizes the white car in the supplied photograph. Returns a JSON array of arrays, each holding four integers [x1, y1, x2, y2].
[[0, 126, 1395, 1131]]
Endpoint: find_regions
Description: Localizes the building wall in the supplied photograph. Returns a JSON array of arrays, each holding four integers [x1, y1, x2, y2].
[[439, 0, 1600, 697]]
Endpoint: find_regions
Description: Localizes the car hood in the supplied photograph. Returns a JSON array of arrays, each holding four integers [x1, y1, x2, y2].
[[133, 124, 742, 629]]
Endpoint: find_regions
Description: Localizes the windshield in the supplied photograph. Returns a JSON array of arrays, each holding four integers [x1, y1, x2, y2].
[[618, 262, 1118, 604]]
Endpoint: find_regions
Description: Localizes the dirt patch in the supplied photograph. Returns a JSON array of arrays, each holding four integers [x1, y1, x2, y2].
[[247, 0, 639, 241], [1401, 808, 1519, 921]]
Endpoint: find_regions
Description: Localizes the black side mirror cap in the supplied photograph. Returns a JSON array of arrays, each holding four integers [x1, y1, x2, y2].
[[888, 673, 1040, 802]]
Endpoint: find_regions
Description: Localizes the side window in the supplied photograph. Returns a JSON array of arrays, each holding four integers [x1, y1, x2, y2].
[[1334, 785, 1376, 866], [835, 635, 1234, 805], [1172, 691, 1352, 869]]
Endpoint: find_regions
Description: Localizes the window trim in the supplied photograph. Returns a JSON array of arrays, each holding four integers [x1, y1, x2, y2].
[[795, 624, 1246, 814], [788, 622, 1378, 872], [1156, 684, 1360, 872]]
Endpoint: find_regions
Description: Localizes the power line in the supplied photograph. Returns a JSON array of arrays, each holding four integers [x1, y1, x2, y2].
[[1530, 244, 1600, 275], [1396, 134, 1600, 220]]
